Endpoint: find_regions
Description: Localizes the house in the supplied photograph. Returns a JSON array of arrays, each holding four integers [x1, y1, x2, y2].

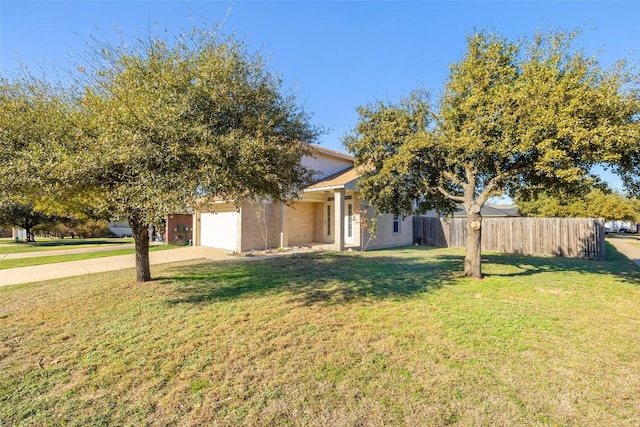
[[193, 145, 414, 252], [0, 226, 26, 240], [451, 204, 520, 218], [422, 204, 520, 220], [108, 221, 132, 238]]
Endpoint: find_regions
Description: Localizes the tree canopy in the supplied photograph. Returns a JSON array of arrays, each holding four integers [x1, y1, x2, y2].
[[516, 189, 639, 222], [345, 30, 640, 278], [2, 25, 320, 281]]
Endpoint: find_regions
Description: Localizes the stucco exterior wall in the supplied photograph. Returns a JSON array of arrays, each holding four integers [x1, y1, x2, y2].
[[363, 210, 414, 250], [301, 150, 353, 179]]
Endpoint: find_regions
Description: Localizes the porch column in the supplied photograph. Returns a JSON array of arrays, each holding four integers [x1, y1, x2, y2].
[[334, 189, 345, 251], [279, 203, 289, 248], [192, 213, 198, 246]]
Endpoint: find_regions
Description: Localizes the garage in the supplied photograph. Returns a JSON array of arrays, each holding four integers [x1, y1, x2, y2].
[[199, 211, 239, 251]]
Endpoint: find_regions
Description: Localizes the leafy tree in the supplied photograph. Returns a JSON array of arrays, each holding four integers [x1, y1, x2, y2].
[[69, 25, 319, 281], [0, 201, 54, 242], [345, 30, 639, 278], [1, 24, 319, 282], [0, 77, 77, 202], [517, 189, 638, 221]]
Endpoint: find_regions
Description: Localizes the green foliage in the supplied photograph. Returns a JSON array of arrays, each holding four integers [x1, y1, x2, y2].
[[76, 27, 318, 227], [0, 201, 57, 242], [344, 90, 455, 217], [0, 77, 81, 201], [2, 22, 321, 281], [345, 29, 640, 277], [517, 189, 639, 221], [347, 30, 638, 214]]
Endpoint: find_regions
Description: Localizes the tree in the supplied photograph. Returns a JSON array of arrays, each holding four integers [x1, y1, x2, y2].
[[517, 189, 638, 221], [69, 25, 319, 281], [0, 201, 54, 242], [0, 77, 77, 201], [345, 30, 639, 278], [1, 25, 319, 282]]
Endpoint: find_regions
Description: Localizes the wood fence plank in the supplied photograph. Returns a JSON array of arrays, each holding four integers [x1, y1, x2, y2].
[[413, 216, 605, 260]]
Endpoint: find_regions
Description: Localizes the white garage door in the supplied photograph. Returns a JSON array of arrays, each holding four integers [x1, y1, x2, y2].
[[200, 212, 238, 251]]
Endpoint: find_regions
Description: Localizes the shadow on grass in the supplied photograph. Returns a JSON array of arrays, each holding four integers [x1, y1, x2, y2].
[[159, 244, 640, 306], [159, 247, 462, 306], [456, 241, 640, 281]]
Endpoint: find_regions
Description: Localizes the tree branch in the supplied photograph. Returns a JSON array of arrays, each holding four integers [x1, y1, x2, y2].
[[437, 186, 465, 203], [477, 174, 503, 206], [443, 170, 464, 188]]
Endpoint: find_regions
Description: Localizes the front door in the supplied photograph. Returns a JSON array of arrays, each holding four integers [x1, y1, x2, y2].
[[324, 201, 334, 243]]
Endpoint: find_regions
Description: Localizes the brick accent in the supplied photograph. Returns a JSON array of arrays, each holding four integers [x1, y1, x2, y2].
[[166, 214, 193, 245]]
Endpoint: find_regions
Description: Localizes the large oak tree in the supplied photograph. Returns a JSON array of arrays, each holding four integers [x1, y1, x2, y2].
[[345, 30, 640, 278], [75, 27, 319, 281], [2, 25, 319, 282]]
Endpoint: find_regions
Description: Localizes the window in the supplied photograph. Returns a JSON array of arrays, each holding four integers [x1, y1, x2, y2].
[[327, 205, 331, 236], [393, 215, 400, 234], [347, 204, 353, 238]]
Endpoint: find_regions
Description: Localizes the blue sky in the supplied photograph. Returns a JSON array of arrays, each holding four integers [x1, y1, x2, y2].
[[1, 1, 638, 191]]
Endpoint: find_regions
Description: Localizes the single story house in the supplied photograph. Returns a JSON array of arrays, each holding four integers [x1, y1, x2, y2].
[[193, 145, 413, 252]]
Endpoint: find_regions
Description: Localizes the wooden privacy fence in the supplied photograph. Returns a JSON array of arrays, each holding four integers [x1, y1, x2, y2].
[[413, 216, 606, 260]]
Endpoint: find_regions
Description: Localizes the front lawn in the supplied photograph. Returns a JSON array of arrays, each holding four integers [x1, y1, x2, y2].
[[1, 247, 639, 426]]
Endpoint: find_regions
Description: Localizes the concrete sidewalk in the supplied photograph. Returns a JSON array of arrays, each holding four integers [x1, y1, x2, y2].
[[606, 237, 640, 267], [0, 246, 234, 287]]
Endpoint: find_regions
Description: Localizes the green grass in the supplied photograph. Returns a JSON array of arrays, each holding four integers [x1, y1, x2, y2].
[[0, 245, 175, 269], [1, 246, 640, 426], [0, 238, 134, 254]]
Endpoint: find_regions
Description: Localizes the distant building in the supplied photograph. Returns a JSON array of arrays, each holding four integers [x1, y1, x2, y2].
[[108, 221, 132, 237], [422, 204, 520, 219], [452, 204, 520, 218]]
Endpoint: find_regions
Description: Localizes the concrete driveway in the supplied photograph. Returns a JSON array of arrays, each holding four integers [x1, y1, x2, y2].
[[0, 246, 234, 287]]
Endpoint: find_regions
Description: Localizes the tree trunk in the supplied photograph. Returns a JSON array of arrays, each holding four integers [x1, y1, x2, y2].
[[129, 215, 151, 282], [464, 211, 483, 279], [26, 228, 35, 242]]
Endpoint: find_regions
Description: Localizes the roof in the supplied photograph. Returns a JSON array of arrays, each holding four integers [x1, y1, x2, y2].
[[303, 166, 360, 192], [309, 144, 355, 162], [454, 204, 520, 218]]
